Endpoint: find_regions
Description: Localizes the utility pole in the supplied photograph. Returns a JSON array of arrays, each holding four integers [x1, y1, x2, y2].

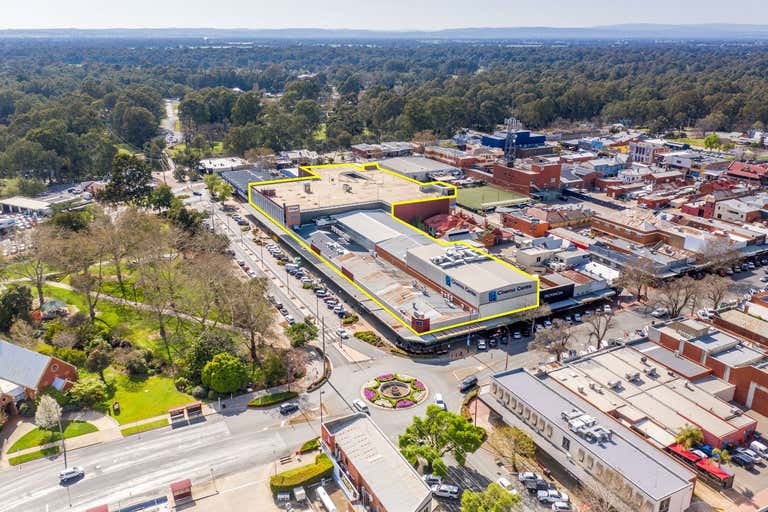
[[57, 415, 68, 469]]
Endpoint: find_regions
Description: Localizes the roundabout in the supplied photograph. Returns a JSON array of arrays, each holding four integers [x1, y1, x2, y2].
[[362, 373, 428, 409]]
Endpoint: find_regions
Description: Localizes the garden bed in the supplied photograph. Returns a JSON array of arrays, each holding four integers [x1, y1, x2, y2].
[[248, 391, 298, 407], [362, 373, 427, 409], [269, 453, 333, 493]]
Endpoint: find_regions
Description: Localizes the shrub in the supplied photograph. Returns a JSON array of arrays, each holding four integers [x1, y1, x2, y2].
[[68, 377, 108, 407], [248, 391, 298, 407], [174, 377, 191, 393], [191, 385, 208, 399], [354, 331, 384, 347], [38, 386, 71, 407], [341, 314, 359, 325], [17, 400, 36, 417], [299, 437, 320, 453], [54, 347, 87, 368], [269, 453, 333, 493]]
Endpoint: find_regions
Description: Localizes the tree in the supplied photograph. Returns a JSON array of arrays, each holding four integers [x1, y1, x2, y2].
[[52, 231, 106, 324], [85, 349, 111, 382], [101, 153, 152, 205], [514, 303, 551, 333], [227, 278, 272, 364], [231, 91, 262, 125], [35, 395, 62, 432], [616, 257, 656, 302], [698, 238, 740, 273], [675, 423, 704, 449], [460, 482, 520, 512], [652, 277, 699, 319], [10, 224, 55, 306], [486, 425, 535, 472], [203, 173, 234, 203], [68, 377, 107, 407], [399, 405, 485, 475], [149, 184, 175, 211], [285, 321, 318, 347], [585, 311, 614, 350], [119, 105, 157, 146], [180, 330, 238, 384], [0, 284, 32, 330], [201, 353, 247, 394], [531, 319, 574, 363], [581, 484, 615, 512], [712, 448, 731, 469], [700, 274, 732, 311], [703, 133, 721, 149]]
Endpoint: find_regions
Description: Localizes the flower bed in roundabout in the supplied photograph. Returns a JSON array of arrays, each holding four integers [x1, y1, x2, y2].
[[362, 373, 427, 409]]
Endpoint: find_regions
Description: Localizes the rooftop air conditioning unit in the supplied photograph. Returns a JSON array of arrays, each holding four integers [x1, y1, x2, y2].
[[640, 356, 648, 364]]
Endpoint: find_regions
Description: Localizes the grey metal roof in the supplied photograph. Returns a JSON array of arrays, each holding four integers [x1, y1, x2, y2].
[[493, 369, 695, 501], [379, 156, 460, 177], [712, 345, 765, 367], [631, 341, 710, 379], [324, 414, 431, 512], [0, 340, 50, 389]]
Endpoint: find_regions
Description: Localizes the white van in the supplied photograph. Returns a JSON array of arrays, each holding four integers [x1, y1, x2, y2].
[[750, 440, 768, 459]]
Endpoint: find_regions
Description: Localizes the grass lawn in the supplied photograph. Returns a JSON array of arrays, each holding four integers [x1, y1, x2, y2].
[[101, 369, 193, 425], [8, 421, 98, 453], [248, 391, 298, 407], [457, 185, 528, 210], [669, 137, 708, 148], [42, 284, 181, 354], [8, 446, 59, 466], [121, 418, 169, 436]]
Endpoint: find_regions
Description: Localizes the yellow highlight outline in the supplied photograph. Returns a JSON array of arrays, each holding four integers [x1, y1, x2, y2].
[[248, 162, 540, 337]]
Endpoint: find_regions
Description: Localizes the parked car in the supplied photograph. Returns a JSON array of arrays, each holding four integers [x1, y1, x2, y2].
[[423, 474, 442, 486], [651, 307, 668, 318], [353, 399, 369, 414], [431, 484, 460, 499], [527, 479, 549, 492], [573, 313, 581, 322], [477, 339, 487, 350], [544, 319, 552, 328], [336, 328, 349, 339], [552, 502, 572, 511], [495, 477, 518, 496], [732, 453, 755, 469], [286, 315, 295, 325], [538, 490, 569, 504], [279, 402, 299, 415], [736, 447, 762, 465], [603, 304, 612, 314], [59, 466, 85, 483], [459, 375, 478, 392], [434, 393, 447, 411], [513, 331, 522, 340], [749, 440, 768, 459], [518, 472, 539, 483]]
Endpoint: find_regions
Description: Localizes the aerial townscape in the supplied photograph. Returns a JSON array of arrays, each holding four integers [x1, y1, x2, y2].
[[3, 3, 768, 512]]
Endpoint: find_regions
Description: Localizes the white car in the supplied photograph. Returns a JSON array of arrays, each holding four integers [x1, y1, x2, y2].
[[603, 305, 612, 314], [552, 502, 572, 511], [477, 339, 487, 350], [59, 466, 85, 483], [651, 307, 668, 318], [517, 471, 539, 483], [544, 319, 553, 328], [353, 399, 369, 414], [431, 484, 460, 499], [696, 309, 710, 320], [495, 477, 519, 496], [573, 313, 581, 322], [434, 393, 447, 411], [538, 490, 569, 504], [512, 331, 522, 339], [423, 474, 442, 486], [336, 328, 349, 339]]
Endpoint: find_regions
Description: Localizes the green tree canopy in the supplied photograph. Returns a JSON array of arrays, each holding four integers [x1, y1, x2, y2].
[[101, 153, 153, 205], [285, 321, 318, 347], [399, 405, 485, 475], [460, 482, 520, 512], [201, 353, 247, 394], [0, 284, 32, 331]]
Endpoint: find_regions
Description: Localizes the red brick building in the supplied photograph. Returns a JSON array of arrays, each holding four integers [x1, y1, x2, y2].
[[321, 414, 432, 512], [467, 159, 561, 195], [0, 340, 78, 416]]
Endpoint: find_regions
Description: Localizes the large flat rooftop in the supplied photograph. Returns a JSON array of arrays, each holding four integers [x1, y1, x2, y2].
[[491, 368, 695, 502], [251, 164, 447, 211], [323, 413, 431, 512]]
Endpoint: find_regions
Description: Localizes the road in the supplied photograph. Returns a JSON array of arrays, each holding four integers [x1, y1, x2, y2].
[[0, 181, 659, 512]]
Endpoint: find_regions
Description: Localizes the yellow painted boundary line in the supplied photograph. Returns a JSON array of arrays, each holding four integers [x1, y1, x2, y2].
[[248, 162, 540, 337]]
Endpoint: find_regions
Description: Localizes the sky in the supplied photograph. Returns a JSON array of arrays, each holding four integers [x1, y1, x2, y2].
[[2, 0, 768, 30]]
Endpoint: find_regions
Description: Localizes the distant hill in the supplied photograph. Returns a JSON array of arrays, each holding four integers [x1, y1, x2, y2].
[[1, 24, 768, 41]]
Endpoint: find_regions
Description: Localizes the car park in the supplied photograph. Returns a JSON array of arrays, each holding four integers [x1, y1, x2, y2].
[[333, 305, 344, 314], [434, 393, 447, 411], [526, 479, 549, 492], [353, 399, 369, 414], [431, 484, 460, 499], [423, 474, 442, 486], [59, 466, 85, 483], [279, 402, 299, 415], [736, 447, 762, 465], [488, 336, 498, 348]]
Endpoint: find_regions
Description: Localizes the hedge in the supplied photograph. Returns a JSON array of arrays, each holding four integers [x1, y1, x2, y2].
[[248, 391, 299, 407], [354, 331, 384, 347], [300, 437, 320, 453], [269, 453, 334, 493]]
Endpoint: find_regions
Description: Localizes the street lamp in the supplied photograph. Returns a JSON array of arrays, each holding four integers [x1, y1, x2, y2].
[[503, 324, 512, 370], [319, 390, 325, 426]]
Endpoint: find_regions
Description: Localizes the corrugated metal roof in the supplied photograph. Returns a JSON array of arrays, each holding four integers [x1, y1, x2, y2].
[[0, 340, 50, 389]]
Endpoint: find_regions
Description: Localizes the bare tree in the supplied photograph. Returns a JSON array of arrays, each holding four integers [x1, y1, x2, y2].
[[585, 311, 615, 350], [532, 319, 574, 363], [178, 253, 237, 330], [652, 276, 699, 319], [227, 277, 273, 364], [515, 303, 551, 333], [48, 230, 106, 323], [580, 483, 616, 512], [616, 257, 656, 303], [11, 225, 56, 307], [91, 207, 140, 296], [700, 274, 733, 310], [698, 237, 741, 273]]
